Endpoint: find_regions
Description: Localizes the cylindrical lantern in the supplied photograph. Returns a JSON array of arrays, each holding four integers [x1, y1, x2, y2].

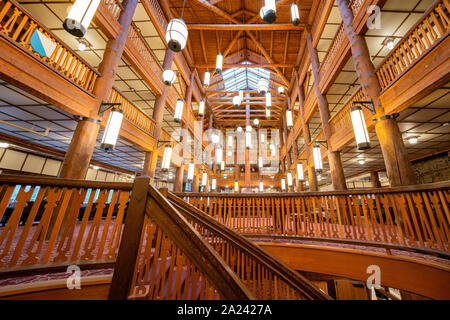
[[63, 0, 101, 37], [350, 106, 371, 150], [227, 135, 233, 148], [221, 161, 225, 171], [287, 172, 293, 187], [202, 172, 208, 186], [174, 99, 184, 122], [187, 163, 195, 181], [203, 70, 211, 88], [258, 78, 269, 95], [286, 110, 293, 129], [297, 163, 304, 181], [101, 107, 123, 151], [253, 118, 260, 126], [233, 95, 241, 107], [258, 156, 263, 168], [198, 100, 205, 117], [265, 92, 272, 108], [234, 181, 239, 192], [163, 69, 176, 86], [216, 53, 223, 73], [313, 142, 323, 172], [261, 133, 265, 143], [161, 146, 172, 171], [281, 178, 286, 191], [245, 131, 252, 149], [278, 86, 285, 94], [260, 0, 277, 23], [165, 18, 188, 52], [216, 147, 223, 163], [211, 178, 217, 190], [266, 108, 270, 119], [259, 181, 264, 192], [291, 2, 300, 26]]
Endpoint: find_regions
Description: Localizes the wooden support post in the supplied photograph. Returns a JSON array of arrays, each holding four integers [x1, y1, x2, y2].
[[371, 171, 381, 188], [174, 165, 184, 192], [108, 176, 150, 300], [337, 0, 417, 187], [192, 173, 199, 192], [141, 151, 153, 177], [59, 0, 138, 179], [306, 31, 347, 190]]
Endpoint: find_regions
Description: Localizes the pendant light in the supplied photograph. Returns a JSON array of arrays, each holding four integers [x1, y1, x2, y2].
[[278, 86, 285, 94], [253, 118, 260, 126], [161, 146, 172, 171], [266, 108, 270, 119], [313, 142, 323, 172], [174, 99, 184, 122], [100, 107, 123, 151], [236, 126, 243, 133], [291, 2, 300, 26], [63, 0, 101, 37], [281, 178, 286, 191], [216, 147, 223, 163], [216, 53, 223, 74], [286, 109, 294, 129], [258, 156, 263, 168], [260, 0, 277, 23], [245, 126, 252, 149], [258, 78, 269, 95], [165, 0, 188, 53], [233, 95, 241, 108], [198, 100, 205, 117], [221, 161, 225, 171], [211, 178, 217, 191], [350, 106, 371, 150], [201, 172, 208, 187], [287, 172, 293, 187], [163, 69, 176, 86], [234, 181, 239, 192], [259, 181, 264, 192], [203, 71, 211, 88], [265, 92, 272, 108], [227, 135, 233, 148], [297, 163, 304, 181], [239, 90, 244, 101], [187, 162, 195, 181]]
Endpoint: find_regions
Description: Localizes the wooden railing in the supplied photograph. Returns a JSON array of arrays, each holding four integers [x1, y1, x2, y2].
[[376, 0, 450, 91], [174, 182, 450, 256], [0, 175, 132, 270], [109, 88, 156, 136], [329, 86, 370, 134], [168, 193, 331, 300], [0, 0, 99, 94], [101, 0, 123, 21]]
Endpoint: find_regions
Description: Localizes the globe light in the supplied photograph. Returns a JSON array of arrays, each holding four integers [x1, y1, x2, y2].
[[258, 78, 269, 95], [386, 39, 395, 50], [165, 18, 188, 52], [278, 86, 285, 94], [63, 0, 101, 37], [163, 69, 176, 86], [253, 118, 260, 126], [233, 95, 241, 107], [78, 39, 87, 51], [236, 126, 243, 133]]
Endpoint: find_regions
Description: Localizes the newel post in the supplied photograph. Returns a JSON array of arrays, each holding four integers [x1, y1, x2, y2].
[[108, 176, 150, 300]]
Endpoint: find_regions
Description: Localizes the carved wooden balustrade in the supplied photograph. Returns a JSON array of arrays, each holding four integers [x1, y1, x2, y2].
[[376, 0, 450, 91], [175, 182, 450, 256], [0, 0, 99, 94], [101, 0, 123, 21], [0, 175, 132, 270], [108, 88, 156, 136]]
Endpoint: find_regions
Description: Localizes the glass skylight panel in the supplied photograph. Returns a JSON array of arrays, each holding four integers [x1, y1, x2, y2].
[[222, 61, 270, 92]]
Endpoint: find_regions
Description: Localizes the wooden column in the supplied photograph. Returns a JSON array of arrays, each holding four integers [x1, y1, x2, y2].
[[192, 173, 199, 192], [282, 114, 293, 191], [337, 0, 417, 187], [306, 31, 347, 190], [141, 151, 152, 177], [371, 171, 382, 188], [293, 141, 302, 191], [296, 73, 318, 191], [59, 0, 138, 179], [174, 165, 184, 192], [148, 49, 175, 178]]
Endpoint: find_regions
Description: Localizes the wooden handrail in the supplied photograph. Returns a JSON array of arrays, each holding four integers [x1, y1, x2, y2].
[[0, 0, 100, 94], [168, 192, 331, 300]]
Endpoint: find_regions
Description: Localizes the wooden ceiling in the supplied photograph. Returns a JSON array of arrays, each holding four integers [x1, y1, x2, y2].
[[166, 0, 315, 127]]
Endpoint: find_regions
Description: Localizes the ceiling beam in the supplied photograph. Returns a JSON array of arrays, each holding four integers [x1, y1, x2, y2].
[[187, 24, 305, 31]]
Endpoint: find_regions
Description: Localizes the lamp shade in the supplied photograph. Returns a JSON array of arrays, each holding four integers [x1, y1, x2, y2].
[[216, 53, 223, 73], [350, 106, 371, 150], [260, 0, 277, 23], [287, 172, 293, 187], [211, 178, 217, 190], [165, 18, 188, 52], [313, 142, 323, 172], [203, 71, 211, 88], [63, 0, 101, 37], [245, 131, 252, 149], [265, 92, 272, 108], [174, 99, 184, 122], [198, 100, 205, 116], [187, 163, 195, 181], [101, 107, 123, 151], [258, 78, 269, 95], [221, 161, 225, 171], [201, 172, 208, 186], [286, 110, 293, 129], [281, 178, 286, 191], [297, 163, 304, 181], [253, 118, 260, 126], [259, 156, 263, 168], [291, 2, 300, 26], [233, 95, 241, 107], [161, 146, 172, 171], [163, 69, 176, 86], [234, 181, 239, 192], [216, 147, 223, 163], [259, 181, 264, 192], [266, 108, 270, 119], [236, 126, 243, 133]]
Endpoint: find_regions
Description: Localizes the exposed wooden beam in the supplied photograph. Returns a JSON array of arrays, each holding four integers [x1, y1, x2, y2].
[[187, 24, 305, 30], [200, 30, 208, 64]]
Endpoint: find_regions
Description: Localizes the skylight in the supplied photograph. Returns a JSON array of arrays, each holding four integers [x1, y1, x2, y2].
[[222, 61, 271, 92]]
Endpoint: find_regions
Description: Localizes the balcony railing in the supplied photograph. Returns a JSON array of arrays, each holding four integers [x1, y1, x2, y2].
[[175, 181, 450, 256], [375, 0, 450, 91], [101, 0, 123, 21], [0, 0, 99, 94], [109, 88, 156, 136]]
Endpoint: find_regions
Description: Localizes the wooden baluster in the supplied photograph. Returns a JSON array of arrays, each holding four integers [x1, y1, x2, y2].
[[105, 190, 130, 259], [427, 191, 449, 247], [411, 192, 439, 249], [274, 198, 281, 234], [360, 195, 373, 242], [0, 2, 12, 23], [317, 196, 327, 237], [323, 196, 332, 238], [11, 14, 27, 40], [392, 193, 417, 246], [0, 185, 16, 234], [352, 195, 366, 241], [96, 190, 119, 259]]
